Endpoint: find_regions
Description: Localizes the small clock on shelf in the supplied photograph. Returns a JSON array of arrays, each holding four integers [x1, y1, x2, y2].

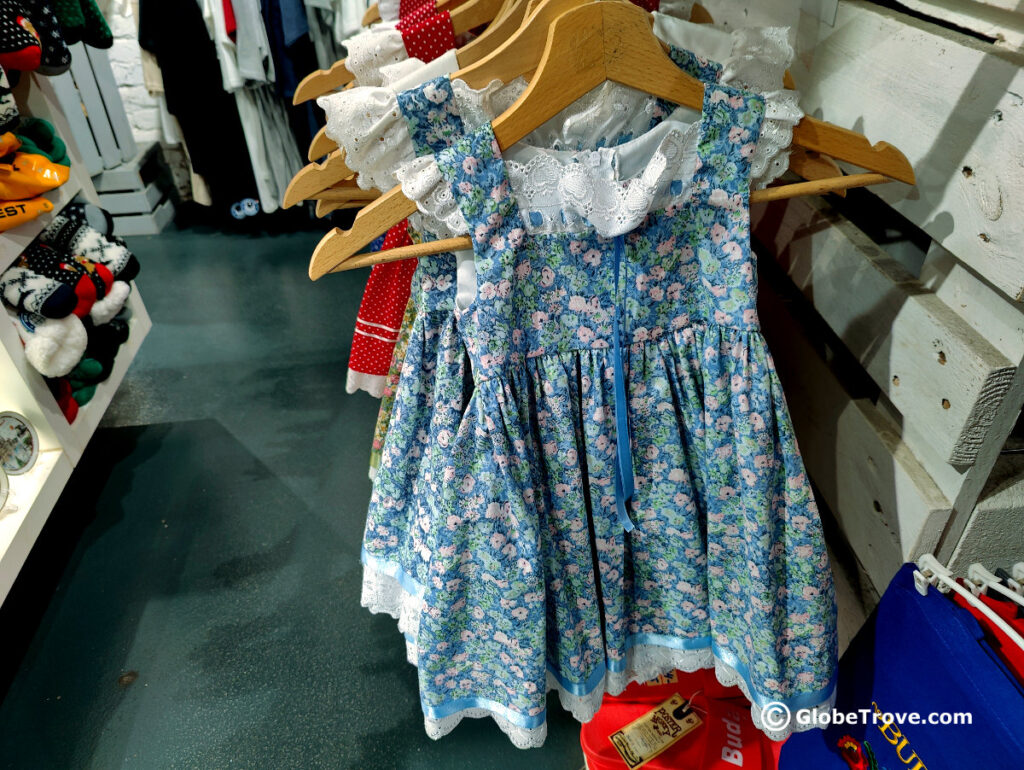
[[0, 412, 38, 476]]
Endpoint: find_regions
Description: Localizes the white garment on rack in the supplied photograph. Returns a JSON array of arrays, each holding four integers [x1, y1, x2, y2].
[[200, 0, 305, 211], [234, 0, 277, 83]]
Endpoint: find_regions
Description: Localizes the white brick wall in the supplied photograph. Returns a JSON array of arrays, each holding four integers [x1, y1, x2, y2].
[[101, 0, 162, 144]]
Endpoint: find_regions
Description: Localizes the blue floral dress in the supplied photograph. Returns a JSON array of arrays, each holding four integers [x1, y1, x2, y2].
[[361, 70, 714, 646], [405, 83, 837, 747]]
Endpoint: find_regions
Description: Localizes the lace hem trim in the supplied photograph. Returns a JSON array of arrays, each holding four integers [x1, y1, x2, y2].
[[360, 560, 835, 748]]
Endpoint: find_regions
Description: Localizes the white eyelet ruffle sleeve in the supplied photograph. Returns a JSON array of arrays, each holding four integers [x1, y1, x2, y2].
[[395, 155, 469, 239], [318, 75, 526, 195], [318, 87, 417, 191], [653, 15, 804, 189], [343, 24, 408, 87]]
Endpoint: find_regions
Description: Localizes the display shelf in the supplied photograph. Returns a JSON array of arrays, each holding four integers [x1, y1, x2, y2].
[[0, 177, 84, 269], [0, 449, 73, 603]]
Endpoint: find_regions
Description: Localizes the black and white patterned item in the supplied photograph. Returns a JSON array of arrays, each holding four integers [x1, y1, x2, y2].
[[39, 206, 139, 281], [0, 263, 77, 317], [24, 0, 70, 75]]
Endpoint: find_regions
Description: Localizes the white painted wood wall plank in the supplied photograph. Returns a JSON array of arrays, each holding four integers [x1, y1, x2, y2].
[[760, 275, 953, 590], [793, 0, 1024, 301], [896, 0, 1024, 52], [752, 197, 1016, 469]]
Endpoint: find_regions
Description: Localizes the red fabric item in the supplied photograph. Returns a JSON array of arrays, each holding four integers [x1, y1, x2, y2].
[[222, 0, 237, 39], [581, 673, 785, 770], [400, 11, 455, 61], [346, 221, 418, 396], [951, 584, 1024, 685], [629, 0, 661, 12], [399, 0, 433, 20], [49, 378, 79, 423], [396, 2, 437, 30]]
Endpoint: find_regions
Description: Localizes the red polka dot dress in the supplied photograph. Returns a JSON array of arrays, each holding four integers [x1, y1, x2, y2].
[[345, 9, 457, 396]]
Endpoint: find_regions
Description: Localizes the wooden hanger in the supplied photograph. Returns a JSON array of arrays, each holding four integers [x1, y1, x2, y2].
[[283, 151, 355, 208], [303, 0, 526, 164], [456, 0, 528, 67], [303, 0, 706, 164], [308, 126, 334, 161], [363, 3, 381, 26], [294, 0, 503, 105], [309, 1, 913, 278]]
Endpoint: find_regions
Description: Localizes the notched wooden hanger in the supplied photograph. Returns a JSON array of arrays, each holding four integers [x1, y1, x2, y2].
[[283, 151, 355, 209], [308, 126, 335, 161]]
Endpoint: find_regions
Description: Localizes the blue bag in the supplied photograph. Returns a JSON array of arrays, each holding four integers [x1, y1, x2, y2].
[[780, 563, 1024, 769]]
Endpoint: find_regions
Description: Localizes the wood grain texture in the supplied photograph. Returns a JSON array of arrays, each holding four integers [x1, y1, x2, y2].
[[308, 126, 334, 161], [794, 0, 1024, 300], [292, 60, 354, 106], [283, 151, 354, 208], [753, 196, 1016, 468], [759, 274, 952, 592]]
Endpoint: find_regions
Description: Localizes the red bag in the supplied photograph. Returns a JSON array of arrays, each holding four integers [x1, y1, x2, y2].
[[581, 670, 785, 770]]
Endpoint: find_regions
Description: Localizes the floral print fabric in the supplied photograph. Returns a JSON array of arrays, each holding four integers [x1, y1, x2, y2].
[[405, 83, 837, 743]]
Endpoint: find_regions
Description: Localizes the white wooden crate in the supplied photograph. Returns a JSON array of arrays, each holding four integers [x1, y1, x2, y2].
[[750, 0, 1024, 592]]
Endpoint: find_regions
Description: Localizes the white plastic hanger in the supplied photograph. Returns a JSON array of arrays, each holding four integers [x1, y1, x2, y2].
[[915, 554, 1024, 652], [967, 563, 1024, 608]]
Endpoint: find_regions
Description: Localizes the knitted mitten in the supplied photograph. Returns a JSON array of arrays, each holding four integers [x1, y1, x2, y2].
[[46, 376, 78, 421], [67, 254, 129, 324], [0, 63, 18, 132], [39, 206, 139, 280], [0, 262, 77, 317], [0, 1, 42, 71], [87, 278, 128, 324], [11, 307, 86, 376], [84, 313, 128, 361], [19, 241, 95, 316], [23, 0, 69, 74]]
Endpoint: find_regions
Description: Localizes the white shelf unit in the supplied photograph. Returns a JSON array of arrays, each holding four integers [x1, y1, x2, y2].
[[0, 72, 152, 605], [0, 450, 73, 601]]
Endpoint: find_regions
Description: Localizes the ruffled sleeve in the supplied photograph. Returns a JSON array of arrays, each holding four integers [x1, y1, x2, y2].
[[343, 24, 408, 87], [317, 87, 416, 191], [395, 155, 470, 238], [652, 16, 804, 189], [721, 27, 802, 188]]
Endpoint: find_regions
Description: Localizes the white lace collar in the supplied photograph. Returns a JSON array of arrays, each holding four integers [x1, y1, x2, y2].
[[398, 114, 707, 240]]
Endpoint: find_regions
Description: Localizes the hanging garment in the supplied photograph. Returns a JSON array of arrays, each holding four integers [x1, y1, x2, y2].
[[339, 17, 461, 396], [390, 85, 837, 747], [138, 0, 258, 209]]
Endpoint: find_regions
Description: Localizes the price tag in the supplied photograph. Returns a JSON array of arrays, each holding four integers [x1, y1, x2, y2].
[[608, 694, 703, 769]]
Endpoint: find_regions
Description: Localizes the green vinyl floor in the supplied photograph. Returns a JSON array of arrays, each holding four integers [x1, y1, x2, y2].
[[0, 221, 585, 769]]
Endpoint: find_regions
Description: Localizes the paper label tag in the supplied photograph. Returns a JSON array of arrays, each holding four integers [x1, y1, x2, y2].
[[608, 694, 703, 769], [644, 671, 678, 686]]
